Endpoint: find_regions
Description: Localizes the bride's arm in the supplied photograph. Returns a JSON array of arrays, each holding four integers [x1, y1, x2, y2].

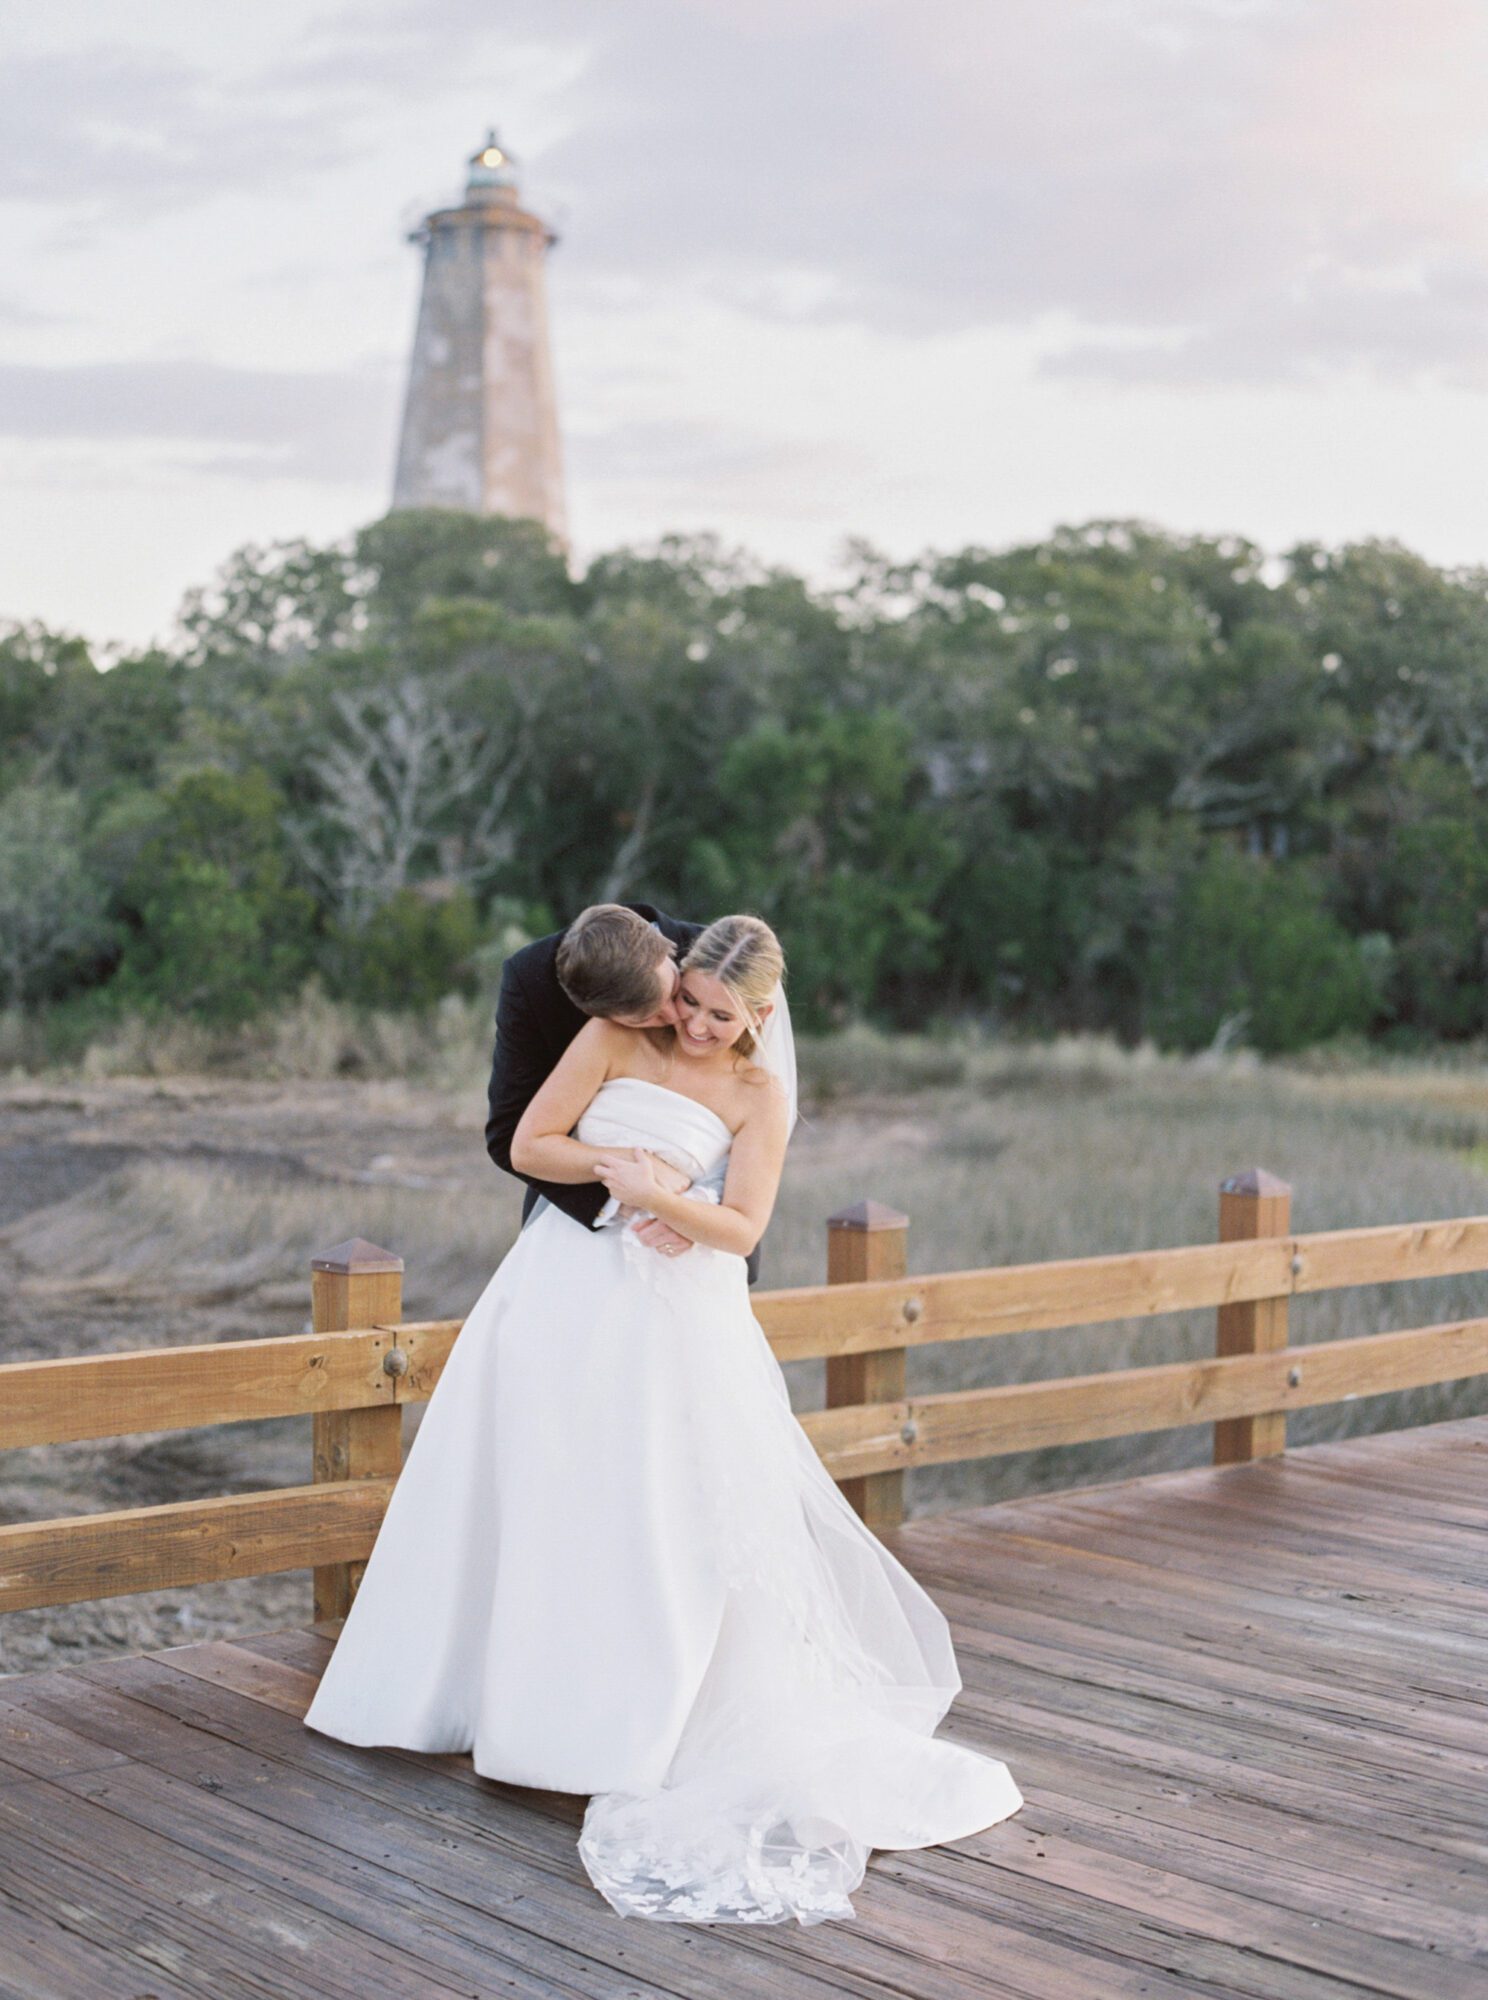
[[510, 1020, 639, 1186], [512, 1022, 695, 1200], [594, 1077, 789, 1255]]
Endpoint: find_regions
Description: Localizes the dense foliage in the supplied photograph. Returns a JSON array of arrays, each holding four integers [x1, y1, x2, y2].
[[4, 510, 1487, 1053]]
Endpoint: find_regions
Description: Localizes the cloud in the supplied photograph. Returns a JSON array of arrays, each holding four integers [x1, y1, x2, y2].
[[0, 359, 398, 482], [359, 0, 1488, 390], [0, 44, 352, 221], [568, 415, 871, 519], [0, 293, 62, 328], [1042, 256, 1488, 390]]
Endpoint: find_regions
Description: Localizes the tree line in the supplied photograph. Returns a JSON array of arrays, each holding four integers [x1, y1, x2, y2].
[[3, 508, 1487, 1054]]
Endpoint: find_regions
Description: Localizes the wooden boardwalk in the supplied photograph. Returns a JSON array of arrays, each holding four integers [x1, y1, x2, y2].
[[1, 1414, 1483, 2000]]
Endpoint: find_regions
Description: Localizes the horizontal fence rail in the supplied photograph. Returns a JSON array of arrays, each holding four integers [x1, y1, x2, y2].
[[757, 1214, 1488, 1360], [0, 1325, 452, 1453], [0, 1480, 393, 1615], [5, 1175, 1488, 1618], [795, 1316, 1488, 1480]]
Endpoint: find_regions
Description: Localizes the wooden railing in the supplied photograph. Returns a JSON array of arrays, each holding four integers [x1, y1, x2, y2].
[[4, 1168, 1488, 1624]]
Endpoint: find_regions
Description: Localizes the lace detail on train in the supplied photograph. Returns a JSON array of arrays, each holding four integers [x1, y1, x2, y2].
[[578, 1789, 862, 1924]]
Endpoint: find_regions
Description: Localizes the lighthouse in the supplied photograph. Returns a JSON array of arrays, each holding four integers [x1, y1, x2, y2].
[[392, 133, 567, 546]]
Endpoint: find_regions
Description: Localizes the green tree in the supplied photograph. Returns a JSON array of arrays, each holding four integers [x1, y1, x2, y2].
[[110, 769, 314, 1018], [326, 884, 483, 1011], [1132, 830, 1375, 1053], [0, 785, 114, 1006], [695, 709, 955, 1024]]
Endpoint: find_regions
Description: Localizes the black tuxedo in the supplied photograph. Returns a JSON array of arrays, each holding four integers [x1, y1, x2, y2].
[[484, 902, 763, 1284]]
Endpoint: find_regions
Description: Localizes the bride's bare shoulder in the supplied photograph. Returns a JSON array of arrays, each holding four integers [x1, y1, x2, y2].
[[732, 1064, 790, 1123], [569, 1016, 641, 1068], [576, 1015, 664, 1077]]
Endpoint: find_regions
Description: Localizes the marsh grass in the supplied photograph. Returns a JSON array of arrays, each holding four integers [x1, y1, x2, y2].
[[8, 1160, 522, 1326], [2, 984, 496, 1090]]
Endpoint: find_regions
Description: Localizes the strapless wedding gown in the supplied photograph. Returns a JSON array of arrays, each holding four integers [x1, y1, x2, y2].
[[303, 1076, 1022, 1924]]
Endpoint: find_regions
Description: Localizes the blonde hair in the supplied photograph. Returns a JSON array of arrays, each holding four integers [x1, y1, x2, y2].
[[679, 913, 784, 1060]]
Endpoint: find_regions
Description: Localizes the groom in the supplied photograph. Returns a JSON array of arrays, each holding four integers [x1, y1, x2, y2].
[[484, 900, 763, 1284]]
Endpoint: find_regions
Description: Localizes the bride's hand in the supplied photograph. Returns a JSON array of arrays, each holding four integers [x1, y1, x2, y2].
[[592, 1147, 660, 1208]]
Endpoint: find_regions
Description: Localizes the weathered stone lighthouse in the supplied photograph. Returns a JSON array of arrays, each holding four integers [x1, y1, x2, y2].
[[392, 133, 567, 546]]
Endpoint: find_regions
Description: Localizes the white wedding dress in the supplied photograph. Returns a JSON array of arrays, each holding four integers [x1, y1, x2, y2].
[[303, 1075, 1023, 1924]]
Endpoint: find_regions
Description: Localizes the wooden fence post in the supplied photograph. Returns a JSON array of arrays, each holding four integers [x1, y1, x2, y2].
[[825, 1200, 909, 1531], [1214, 1170, 1292, 1466], [311, 1237, 405, 1624]]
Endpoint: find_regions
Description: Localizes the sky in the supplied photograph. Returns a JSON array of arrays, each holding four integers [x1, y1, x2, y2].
[[1, 0, 1486, 650]]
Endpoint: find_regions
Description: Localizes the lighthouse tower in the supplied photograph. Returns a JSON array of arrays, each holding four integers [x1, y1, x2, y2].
[[392, 133, 567, 546]]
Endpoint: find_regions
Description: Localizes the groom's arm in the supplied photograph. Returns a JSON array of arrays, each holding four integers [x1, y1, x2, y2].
[[485, 960, 610, 1231]]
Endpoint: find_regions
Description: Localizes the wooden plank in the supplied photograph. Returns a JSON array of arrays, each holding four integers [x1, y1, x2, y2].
[[1006, 1785, 1484, 1961], [0, 1701, 134, 1786], [0, 1479, 392, 1612], [883, 1817, 1483, 2000], [39, 1761, 691, 2000], [930, 1574, 1488, 1765], [145, 1616, 1432, 2000], [930, 1469, 1488, 1633], [0, 1321, 461, 1450], [1004, 1493, 1488, 1628], [0, 1874, 201, 2000], [936, 1522, 1488, 1793], [950, 1628, 1488, 1808], [0, 1327, 407, 1448], [1096, 1483, 1488, 1591], [1293, 1214, 1488, 1295], [157, 1636, 324, 1715], [755, 1234, 1299, 1360], [955, 1676, 1484, 1865], [910, 1517, 1488, 1682], [0, 1774, 489, 2000], [1018, 1772, 1488, 1946], [1268, 1453, 1488, 1522], [959, 1711, 1484, 1923], [757, 1211, 1488, 1361], [798, 1318, 1488, 1477]]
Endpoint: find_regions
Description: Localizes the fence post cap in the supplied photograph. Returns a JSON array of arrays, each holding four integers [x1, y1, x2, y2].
[[828, 1198, 909, 1233], [1219, 1168, 1292, 1199], [311, 1238, 406, 1275]]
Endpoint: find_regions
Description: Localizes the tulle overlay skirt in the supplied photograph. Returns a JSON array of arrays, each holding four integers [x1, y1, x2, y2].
[[303, 1203, 1023, 1924]]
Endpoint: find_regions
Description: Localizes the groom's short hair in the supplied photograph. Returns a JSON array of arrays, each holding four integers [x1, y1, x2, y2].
[[556, 904, 672, 1019]]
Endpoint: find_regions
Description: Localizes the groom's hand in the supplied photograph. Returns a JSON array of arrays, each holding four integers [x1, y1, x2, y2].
[[632, 1217, 695, 1257]]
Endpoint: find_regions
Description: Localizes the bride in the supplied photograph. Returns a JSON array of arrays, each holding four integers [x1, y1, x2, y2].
[[303, 912, 1023, 1925]]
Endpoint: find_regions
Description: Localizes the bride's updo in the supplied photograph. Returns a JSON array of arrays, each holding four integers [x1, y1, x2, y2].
[[680, 914, 784, 1061]]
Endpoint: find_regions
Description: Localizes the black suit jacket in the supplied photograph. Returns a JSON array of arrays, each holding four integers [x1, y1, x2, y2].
[[483, 903, 763, 1283]]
